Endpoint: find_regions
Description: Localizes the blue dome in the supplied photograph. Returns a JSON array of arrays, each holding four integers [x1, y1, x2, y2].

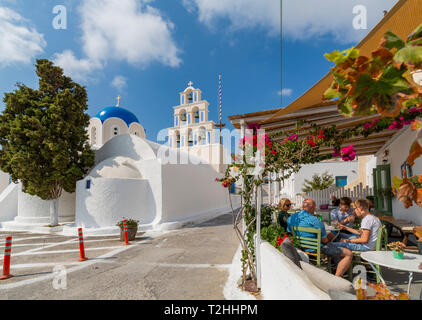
[[95, 106, 139, 126]]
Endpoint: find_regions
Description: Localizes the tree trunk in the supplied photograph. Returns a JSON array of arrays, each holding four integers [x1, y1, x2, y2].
[[49, 198, 59, 227]]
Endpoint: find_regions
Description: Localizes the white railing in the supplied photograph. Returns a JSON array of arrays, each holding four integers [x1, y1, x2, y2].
[[300, 182, 373, 208]]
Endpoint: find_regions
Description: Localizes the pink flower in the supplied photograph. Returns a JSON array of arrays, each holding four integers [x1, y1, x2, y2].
[[333, 148, 341, 157], [287, 134, 298, 141], [341, 145, 356, 161]]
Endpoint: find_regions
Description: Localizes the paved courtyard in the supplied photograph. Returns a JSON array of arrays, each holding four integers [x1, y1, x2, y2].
[[0, 214, 239, 299]]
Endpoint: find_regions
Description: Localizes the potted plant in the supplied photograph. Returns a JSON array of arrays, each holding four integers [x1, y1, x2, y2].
[[116, 218, 139, 241], [387, 241, 406, 259]]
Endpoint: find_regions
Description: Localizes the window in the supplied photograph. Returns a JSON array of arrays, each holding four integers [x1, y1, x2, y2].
[[194, 91, 198, 102], [335, 176, 347, 187], [181, 95, 185, 105], [188, 114, 191, 124], [207, 131, 211, 144], [200, 111, 204, 122], [175, 116, 178, 126], [86, 180, 91, 189]]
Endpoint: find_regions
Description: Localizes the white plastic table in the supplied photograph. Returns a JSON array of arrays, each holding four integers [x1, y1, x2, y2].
[[360, 251, 422, 296]]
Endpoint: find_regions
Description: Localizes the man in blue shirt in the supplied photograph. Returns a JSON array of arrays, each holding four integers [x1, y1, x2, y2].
[[330, 197, 355, 228], [287, 198, 330, 247]]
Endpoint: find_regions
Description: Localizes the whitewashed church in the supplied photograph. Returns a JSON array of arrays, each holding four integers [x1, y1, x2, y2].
[[0, 82, 235, 233]]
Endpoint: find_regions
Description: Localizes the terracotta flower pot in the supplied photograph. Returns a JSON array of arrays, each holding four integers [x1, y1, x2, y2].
[[120, 226, 137, 241]]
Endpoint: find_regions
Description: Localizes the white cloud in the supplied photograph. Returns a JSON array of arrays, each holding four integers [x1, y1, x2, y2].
[[282, 0, 397, 44], [54, 0, 181, 82], [279, 88, 292, 96], [0, 6, 46, 68], [53, 50, 100, 82], [183, 0, 280, 35], [111, 75, 127, 91]]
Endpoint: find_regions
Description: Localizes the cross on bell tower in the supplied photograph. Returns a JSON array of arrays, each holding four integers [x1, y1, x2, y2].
[[188, 81, 193, 87]]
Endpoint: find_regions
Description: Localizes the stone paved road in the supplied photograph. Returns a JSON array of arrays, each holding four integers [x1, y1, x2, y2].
[[0, 214, 239, 300]]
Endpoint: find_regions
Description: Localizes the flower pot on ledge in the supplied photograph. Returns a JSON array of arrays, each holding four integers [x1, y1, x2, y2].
[[392, 250, 404, 260], [120, 226, 137, 241]]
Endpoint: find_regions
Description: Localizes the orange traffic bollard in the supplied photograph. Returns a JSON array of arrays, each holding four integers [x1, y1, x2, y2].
[[123, 219, 130, 245], [0, 236, 13, 280], [78, 228, 88, 261]]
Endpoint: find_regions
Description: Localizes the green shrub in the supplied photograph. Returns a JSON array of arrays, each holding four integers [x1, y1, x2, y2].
[[116, 218, 139, 228], [261, 225, 287, 251]]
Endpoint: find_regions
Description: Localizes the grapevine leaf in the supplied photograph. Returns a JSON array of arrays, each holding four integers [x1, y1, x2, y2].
[[394, 45, 422, 67], [383, 31, 405, 50]]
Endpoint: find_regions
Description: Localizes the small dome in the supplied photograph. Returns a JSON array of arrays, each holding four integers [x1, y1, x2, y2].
[[90, 156, 142, 179], [95, 106, 139, 126]]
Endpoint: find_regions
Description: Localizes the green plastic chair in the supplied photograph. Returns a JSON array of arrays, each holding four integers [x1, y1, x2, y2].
[[348, 224, 388, 283], [291, 226, 332, 273]]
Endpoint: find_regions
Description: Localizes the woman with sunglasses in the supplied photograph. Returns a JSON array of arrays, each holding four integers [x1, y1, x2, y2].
[[278, 198, 292, 230]]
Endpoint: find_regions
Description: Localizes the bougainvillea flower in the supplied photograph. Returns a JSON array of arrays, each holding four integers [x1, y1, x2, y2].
[[307, 135, 317, 147], [341, 145, 356, 161], [287, 134, 298, 141], [333, 148, 341, 157], [248, 122, 261, 131], [317, 130, 325, 140]]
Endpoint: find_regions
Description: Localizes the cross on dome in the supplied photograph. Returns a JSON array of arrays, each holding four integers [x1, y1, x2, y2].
[[116, 95, 121, 107]]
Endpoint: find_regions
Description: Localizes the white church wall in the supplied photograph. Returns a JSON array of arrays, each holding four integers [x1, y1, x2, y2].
[[376, 126, 422, 225], [15, 186, 75, 224], [95, 134, 156, 164], [103, 118, 128, 144], [0, 170, 9, 194], [129, 122, 146, 139], [160, 163, 231, 224], [0, 183, 18, 222], [76, 177, 155, 228], [87, 118, 102, 147]]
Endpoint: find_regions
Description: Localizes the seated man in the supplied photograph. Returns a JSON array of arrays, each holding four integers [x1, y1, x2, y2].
[[287, 198, 330, 250], [323, 199, 382, 278], [330, 197, 355, 230]]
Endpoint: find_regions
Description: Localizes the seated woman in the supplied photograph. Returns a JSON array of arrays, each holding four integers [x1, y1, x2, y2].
[[323, 199, 382, 277], [277, 198, 292, 230]]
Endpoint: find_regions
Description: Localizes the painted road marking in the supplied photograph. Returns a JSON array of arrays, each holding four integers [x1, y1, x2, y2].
[[140, 262, 231, 269], [10, 246, 123, 257], [6, 238, 121, 248], [0, 243, 136, 289], [10, 260, 117, 269]]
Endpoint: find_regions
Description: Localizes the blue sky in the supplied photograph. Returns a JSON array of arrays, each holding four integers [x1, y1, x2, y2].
[[0, 0, 398, 142]]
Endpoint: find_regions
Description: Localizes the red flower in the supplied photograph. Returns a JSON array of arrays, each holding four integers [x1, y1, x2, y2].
[[307, 135, 317, 147], [317, 130, 325, 140]]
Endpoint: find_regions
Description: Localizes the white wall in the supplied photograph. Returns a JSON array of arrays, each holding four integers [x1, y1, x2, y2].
[[376, 126, 422, 225], [366, 156, 378, 189], [76, 177, 155, 228], [280, 160, 359, 199], [0, 183, 18, 222], [0, 170, 9, 194], [260, 242, 330, 300], [160, 163, 231, 223], [14, 186, 75, 224]]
